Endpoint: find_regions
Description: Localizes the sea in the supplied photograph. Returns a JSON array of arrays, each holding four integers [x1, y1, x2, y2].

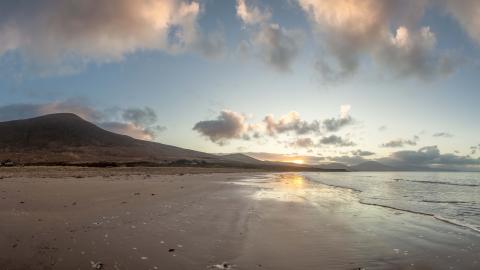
[[304, 171, 480, 233]]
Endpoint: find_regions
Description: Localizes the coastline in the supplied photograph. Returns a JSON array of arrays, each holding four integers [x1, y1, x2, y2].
[[1, 168, 479, 269]]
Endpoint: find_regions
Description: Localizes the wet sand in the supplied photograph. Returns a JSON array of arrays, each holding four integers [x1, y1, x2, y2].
[[1, 167, 479, 269]]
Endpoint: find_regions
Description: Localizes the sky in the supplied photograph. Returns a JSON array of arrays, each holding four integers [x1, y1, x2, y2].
[[0, 0, 479, 170]]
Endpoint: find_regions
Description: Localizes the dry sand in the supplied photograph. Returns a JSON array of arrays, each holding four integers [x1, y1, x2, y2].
[[1, 167, 479, 270]]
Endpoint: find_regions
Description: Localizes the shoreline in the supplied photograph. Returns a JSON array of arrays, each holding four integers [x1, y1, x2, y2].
[[302, 174, 480, 234], [1, 168, 479, 269]]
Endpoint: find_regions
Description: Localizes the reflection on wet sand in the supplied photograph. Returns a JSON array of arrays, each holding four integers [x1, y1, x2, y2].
[[234, 173, 357, 205]]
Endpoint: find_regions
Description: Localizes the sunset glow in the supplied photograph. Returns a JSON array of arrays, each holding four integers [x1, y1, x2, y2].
[[291, 159, 305, 165]]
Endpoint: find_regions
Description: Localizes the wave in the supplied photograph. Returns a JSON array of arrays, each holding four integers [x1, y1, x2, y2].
[[433, 215, 480, 234], [393, 178, 479, 187], [304, 176, 362, 193], [358, 201, 480, 234], [305, 176, 480, 234], [421, 200, 470, 204]]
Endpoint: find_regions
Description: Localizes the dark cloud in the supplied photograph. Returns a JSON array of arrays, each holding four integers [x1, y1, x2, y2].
[[0, 100, 164, 140], [322, 116, 354, 132], [352, 150, 375, 156], [381, 145, 480, 169], [194, 108, 358, 145], [236, 0, 304, 72], [253, 24, 304, 72], [319, 135, 355, 147], [432, 132, 453, 138], [381, 136, 419, 148], [289, 137, 315, 148], [193, 110, 250, 145], [122, 107, 157, 127]]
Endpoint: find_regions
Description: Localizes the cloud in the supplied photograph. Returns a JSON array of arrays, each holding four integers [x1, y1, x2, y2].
[[193, 110, 251, 145], [0, 100, 164, 140], [122, 107, 157, 127], [374, 26, 457, 80], [432, 132, 453, 138], [289, 137, 315, 148], [264, 111, 321, 136], [0, 0, 223, 75], [297, 0, 457, 81], [252, 24, 304, 72], [381, 136, 419, 148], [194, 107, 358, 145], [339, 104, 351, 118], [322, 116, 354, 132], [444, 0, 480, 45], [322, 104, 354, 132], [381, 145, 480, 169], [471, 145, 479, 155], [236, 0, 271, 25], [352, 150, 375, 156], [0, 100, 102, 122], [236, 0, 304, 72], [319, 135, 355, 147], [98, 122, 164, 141]]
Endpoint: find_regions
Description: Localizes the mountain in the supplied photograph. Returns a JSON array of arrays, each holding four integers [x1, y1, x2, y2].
[[350, 161, 396, 171], [0, 114, 344, 171], [219, 153, 265, 165], [0, 113, 220, 165], [317, 162, 352, 171]]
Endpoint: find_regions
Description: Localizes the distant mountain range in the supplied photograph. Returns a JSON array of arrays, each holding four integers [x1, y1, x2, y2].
[[0, 113, 457, 172], [349, 161, 396, 171]]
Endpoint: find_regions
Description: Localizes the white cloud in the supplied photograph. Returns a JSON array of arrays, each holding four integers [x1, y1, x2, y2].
[[264, 111, 321, 136], [0, 0, 223, 75], [340, 104, 351, 119], [297, 0, 456, 81], [236, 0, 271, 25]]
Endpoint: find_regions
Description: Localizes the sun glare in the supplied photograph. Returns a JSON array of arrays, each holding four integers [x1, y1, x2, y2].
[[291, 159, 305, 164]]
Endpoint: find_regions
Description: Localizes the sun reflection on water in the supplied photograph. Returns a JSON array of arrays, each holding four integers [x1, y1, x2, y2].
[[232, 173, 357, 205], [278, 173, 305, 189], [252, 173, 310, 202]]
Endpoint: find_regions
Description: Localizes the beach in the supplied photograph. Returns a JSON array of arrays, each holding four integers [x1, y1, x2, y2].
[[1, 167, 479, 270]]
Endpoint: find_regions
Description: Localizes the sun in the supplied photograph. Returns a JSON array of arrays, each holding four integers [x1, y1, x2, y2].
[[291, 159, 305, 165]]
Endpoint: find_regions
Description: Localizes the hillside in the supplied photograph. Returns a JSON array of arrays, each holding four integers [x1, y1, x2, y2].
[[0, 113, 221, 165], [0, 114, 344, 171], [219, 153, 265, 165]]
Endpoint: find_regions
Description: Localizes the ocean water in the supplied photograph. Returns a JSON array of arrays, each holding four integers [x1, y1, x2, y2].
[[303, 171, 480, 233]]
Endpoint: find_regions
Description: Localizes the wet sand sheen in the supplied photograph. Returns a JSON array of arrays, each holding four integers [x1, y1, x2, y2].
[[1, 168, 480, 269]]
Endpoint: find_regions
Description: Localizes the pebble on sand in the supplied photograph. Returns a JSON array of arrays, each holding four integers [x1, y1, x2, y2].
[[90, 261, 104, 269]]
